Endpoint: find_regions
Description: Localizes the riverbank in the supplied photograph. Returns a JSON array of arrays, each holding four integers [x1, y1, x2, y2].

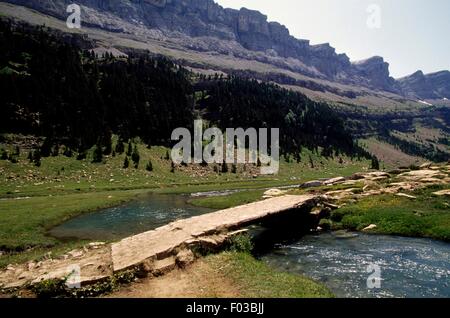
[[108, 251, 333, 298], [0, 144, 369, 269], [190, 165, 450, 242]]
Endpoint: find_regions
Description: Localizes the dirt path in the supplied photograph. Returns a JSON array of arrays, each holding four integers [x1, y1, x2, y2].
[[107, 258, 241, 298]]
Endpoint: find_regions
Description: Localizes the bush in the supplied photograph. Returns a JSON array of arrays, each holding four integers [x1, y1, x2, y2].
[[0, 149, 8, 160], [32, 279, 67, 298], [319, 219, 332, 231], [8, 155, 18, 164], [76, 151, 87, 160], [227, 233, 254, 254]]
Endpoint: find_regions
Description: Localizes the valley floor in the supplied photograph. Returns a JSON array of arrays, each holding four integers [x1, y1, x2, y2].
[[107, 252, 333, 298]]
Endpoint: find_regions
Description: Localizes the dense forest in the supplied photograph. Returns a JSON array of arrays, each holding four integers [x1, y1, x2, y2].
[[0, 20, 368, 160]]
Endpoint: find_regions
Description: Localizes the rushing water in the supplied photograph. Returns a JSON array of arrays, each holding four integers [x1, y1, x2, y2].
[[260, 232, 450, 298], [50, 193, 450, 298], [49, 193, 213, 241]]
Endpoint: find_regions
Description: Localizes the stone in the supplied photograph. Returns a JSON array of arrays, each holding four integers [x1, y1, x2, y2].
[[433, 190, 450, 196], [395, 193, 417, 199], [88, 242, 106, 248], [323, 177, 346, 186], [419, 162, 433, 169], [301, 180, 323, 188], [362, 224, 377, 231], [263, 188, 287, 198], [2, 0, 406, 93], [175, 249, 195, 268], [399, 170, 444, 181], [68, 250, 84, 258], [420, 178, 445, 184]]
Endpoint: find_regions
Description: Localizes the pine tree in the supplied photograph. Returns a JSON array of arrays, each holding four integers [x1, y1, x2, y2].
[[115, 139, 125, 154], [126, 141, 133, 156], [170, 161, 175, 173], [146, 160, 153, 172], [131, 145, 140, 168], [222, 161, 228, 173], [309, 155, 315, 169], [371, 156, 380, 170], [92, 143, 103, 163], [77, 151, 87, 161], [40, 139, 52, 157], [33, 150, 42, 167], [103, 138, 112, 155], [1, 149, 8, 160], [123, 156, 130, 169], [165, 150, 170, 161], [51, 145, 59, 157], [63, 148, 73, 158]]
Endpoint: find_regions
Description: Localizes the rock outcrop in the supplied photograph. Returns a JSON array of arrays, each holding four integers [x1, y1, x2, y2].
[[397, 70, 450, 100], [352, 56, 398, 93]]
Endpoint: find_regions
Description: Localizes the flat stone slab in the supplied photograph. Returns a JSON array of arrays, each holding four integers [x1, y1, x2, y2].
[[111, 195, 317, 271]]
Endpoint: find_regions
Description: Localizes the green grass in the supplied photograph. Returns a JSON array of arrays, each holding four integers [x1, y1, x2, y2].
[[0, 137, 370, 199], [188, 189, 266, 209], [0, 135, 370, 268], [0, 189, 147, 267], [329, 185, 450, 241], [206, 252, 334, 298]]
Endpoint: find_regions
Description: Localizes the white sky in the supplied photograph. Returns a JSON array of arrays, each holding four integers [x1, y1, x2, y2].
[[215, 0, 450, 78]]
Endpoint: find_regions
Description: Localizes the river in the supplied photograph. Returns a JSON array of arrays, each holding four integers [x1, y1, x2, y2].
[[49, 193, 450, 298]]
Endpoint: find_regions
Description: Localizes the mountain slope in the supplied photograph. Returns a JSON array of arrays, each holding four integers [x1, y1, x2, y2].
[[0, 1, 449, 163], [3, 0, 448, 101]]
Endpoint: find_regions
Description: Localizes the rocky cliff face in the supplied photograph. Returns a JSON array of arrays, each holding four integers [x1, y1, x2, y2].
[[398, 70, 450, 100], [3, 0, 449, 99], [352, 56, 398, 93]]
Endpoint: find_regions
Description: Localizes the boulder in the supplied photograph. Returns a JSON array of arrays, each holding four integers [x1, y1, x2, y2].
[[301, 180, 323, 188], [432, 189, 450, 197], [323, 177, 346, 186], [362, 224, 377, 231], [175, 249, 195, 268], [395, 193, 417, 199], [399, 170, 444, 181], [419, 162, 433, 169], [263, 188, 287, 198]]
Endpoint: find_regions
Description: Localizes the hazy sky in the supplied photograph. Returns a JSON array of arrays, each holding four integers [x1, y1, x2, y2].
[[215, 0, 450, 78]]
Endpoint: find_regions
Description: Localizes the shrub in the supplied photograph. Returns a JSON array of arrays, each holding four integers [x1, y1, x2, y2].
[[0, 149, 8, 160], [227, 233, 254, 254]]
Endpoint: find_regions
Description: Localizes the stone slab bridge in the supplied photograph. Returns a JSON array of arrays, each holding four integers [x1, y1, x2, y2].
[[0, 195, 324, 290]]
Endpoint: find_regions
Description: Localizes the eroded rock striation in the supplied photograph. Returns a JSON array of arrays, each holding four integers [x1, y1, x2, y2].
[[3, 0, 449, 98]]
